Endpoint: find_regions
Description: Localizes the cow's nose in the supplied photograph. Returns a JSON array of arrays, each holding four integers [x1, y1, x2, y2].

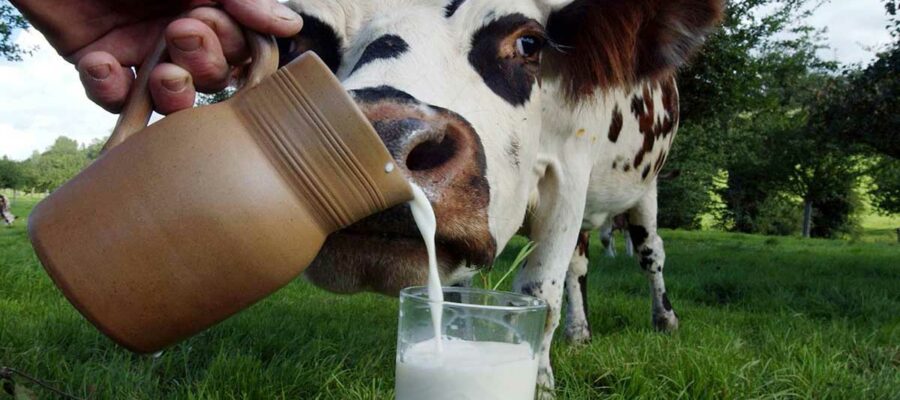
[[352, 87, 485, 196], [372, 118, 460, 174]]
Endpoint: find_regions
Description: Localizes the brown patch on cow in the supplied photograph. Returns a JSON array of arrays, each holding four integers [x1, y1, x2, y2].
[[659, 77, 680, 138], [624, 164, 632, 172], [576, 128, 587, 138], [545, 0, 725, 101], [577, 230, 590, 256], [608, 105, 624, 143], [654, 150, 668, 173]]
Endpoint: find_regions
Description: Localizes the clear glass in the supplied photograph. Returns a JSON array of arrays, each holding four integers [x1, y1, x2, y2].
[[395, 287, 548, 400]]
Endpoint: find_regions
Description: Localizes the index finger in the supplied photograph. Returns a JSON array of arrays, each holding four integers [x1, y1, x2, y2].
[[219, 0, 303, 37]]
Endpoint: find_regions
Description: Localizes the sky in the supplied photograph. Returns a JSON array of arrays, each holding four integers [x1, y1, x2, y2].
[[0, 0, 894, 161]]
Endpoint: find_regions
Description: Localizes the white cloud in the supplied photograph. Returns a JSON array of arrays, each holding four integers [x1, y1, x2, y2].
[[0, 29, 118, 161], [810, 0, 893, 65]]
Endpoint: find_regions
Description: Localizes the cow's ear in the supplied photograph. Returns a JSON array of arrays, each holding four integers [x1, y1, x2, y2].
[[544, 0, 724, 99]]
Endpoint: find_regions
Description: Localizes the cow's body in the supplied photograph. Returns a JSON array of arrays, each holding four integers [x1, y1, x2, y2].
[[281, 0, 722, 395], [518, 74, 681, 383]]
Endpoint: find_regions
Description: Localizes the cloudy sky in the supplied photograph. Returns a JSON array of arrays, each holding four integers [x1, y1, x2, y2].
[[0, 0, 894, 161]]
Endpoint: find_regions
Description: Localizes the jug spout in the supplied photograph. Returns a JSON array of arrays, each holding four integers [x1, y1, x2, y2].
[[234, 53, 414, 232]]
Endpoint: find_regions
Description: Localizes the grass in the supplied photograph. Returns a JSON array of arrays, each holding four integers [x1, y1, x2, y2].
[[1, 197, 898, 399]]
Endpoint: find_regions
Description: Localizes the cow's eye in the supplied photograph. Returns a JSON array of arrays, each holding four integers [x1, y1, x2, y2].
[[515, 35, 544, 59]]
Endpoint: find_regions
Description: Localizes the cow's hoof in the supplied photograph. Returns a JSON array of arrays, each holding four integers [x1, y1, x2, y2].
[[653, 311, 679, 332], [565, 324, 592, 345], [536, 370, 556, 400]]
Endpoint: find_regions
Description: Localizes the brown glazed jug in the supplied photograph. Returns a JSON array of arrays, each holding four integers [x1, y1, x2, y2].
[[27, 32, 413, 353]]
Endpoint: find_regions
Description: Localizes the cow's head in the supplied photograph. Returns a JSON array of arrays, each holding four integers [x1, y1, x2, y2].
[[288, 0, 723, 295]]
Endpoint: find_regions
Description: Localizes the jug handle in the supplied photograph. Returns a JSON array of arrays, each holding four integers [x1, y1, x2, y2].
[[102, 30, 280, 153]]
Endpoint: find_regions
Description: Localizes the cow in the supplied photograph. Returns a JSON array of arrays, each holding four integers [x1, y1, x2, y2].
[[281, 0, 723, 394], [1, 195, 15, 226], [599, 213, 633, 258]]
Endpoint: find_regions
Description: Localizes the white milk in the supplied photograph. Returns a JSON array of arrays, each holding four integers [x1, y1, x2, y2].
[[403, 184, 539, 400], [396, 339, 539, 400], [408, 184, 443, 352]]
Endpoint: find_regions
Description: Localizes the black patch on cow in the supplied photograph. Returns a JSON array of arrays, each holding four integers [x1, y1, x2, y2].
[[639, 249, 654, 271], [520, 282, 543, 297], [642, 165, 652, 180], [277, 14, 342, 72], [350, 86, 418, 105], [351, 34, 410, 74], [469, 14, 542, 106], [624, 164, 631, 172], [628, 225, 649, 248], [578, 274, 590, 333], [612, 161, 618, 169], [608, 105, 623, 143], [631, 95, 645, 117], [662, 293, 673, 311], [445, 0, 466, 17]]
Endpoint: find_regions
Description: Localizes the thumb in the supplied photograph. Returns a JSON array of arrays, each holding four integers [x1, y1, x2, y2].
[[220, 0, 303, 37]]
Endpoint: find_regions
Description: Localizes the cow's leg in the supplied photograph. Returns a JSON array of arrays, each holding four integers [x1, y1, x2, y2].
[[599, 221, 616, 257], [627, 184, 678, 332], [623, 228, 634, 258], [564, 230, 592, 344], [514, 165, 590, 398]]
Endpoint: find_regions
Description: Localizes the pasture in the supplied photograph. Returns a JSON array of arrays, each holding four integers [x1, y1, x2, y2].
[[1, 196, 898, 399]]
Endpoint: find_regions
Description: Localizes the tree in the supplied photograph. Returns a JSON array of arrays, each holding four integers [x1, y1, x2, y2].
[[807, 0, 899, 216], [1, 0, 30, 61], [0, 156, 23, 190], [662, 0, 823, 229], [28, 137, 90, 192]]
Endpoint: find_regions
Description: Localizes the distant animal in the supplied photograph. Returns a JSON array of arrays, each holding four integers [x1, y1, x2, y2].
[[599, 214, 633, 258], [278, 0, 724, 393], [1, 195, 15, 226]]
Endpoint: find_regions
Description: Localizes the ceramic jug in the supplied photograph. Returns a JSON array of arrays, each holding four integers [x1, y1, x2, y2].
[[27, 32, 413, 353]]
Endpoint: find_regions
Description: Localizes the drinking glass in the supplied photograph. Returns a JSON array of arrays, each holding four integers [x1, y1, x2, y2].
[[395, 286, 547, 400]]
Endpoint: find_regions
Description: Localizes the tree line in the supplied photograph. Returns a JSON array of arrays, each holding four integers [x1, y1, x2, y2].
[[0, 137, 105, 195], [663, 0, 898, 238]]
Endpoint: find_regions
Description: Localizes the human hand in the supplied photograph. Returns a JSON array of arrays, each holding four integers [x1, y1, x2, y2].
[[10, 0, 302, 114]]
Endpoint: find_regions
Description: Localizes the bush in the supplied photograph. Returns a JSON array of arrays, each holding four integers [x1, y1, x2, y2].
[[755, 195, 803, 236]]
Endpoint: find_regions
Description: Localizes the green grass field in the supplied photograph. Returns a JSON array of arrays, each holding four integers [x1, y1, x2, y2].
[[1, 195, 898, 399]]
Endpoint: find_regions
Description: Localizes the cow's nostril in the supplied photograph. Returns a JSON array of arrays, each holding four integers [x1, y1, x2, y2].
[[406, 132, 459, 172]]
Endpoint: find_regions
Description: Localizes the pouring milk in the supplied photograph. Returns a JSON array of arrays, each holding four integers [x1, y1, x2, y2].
[[399, 185, 539, 400]]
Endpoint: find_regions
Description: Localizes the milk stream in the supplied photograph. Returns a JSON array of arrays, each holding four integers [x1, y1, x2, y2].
[[403, 184, 539, 400], [408, 184, 443, 353]]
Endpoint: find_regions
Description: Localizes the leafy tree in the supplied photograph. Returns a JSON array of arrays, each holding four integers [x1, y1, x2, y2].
[[0, 156, 23, 189], [28, 137, 90, 192], [868, 156, 900, 214], [1, 0, 30, 61], [662, 0, 823, 229]]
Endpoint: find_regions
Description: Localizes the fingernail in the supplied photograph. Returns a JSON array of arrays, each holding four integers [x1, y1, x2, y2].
[[162, 77, 189, 93], [173, 36, 202, 52], [87, 64, 111, 80], [274, 4, 301, 22]]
